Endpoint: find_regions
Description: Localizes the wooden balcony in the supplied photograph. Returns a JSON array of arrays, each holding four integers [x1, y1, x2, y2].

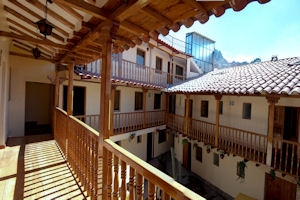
[[75, 110, 166, 135], [54, 108, 203, 200], [167, 113, 300, 177], [74, 57, 186, 87]]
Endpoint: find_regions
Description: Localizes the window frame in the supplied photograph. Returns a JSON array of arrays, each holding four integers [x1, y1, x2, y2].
[[196, 146, 202, 163], [158, 130, 167, 144], [134, 92, 143, 111], [219, 101, 223, 115], [155, 56, 163, 73], [137, 135, 142, 143], [242, 103, 252, 120], [154, 93, 161, 110], [201, 100, 209, 118], [114, 90, 120, 111], [213, 153, 219, 166], [136, 48, 146, 66]]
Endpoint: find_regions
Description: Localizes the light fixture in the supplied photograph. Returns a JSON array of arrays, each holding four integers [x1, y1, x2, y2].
[[36, 0, 54, 38], [32, 47, 41, 59]]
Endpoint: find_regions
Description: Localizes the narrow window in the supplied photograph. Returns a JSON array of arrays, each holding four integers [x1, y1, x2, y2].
[[243, 103, 251, 119], [135, 92, 143, 110], [154, 93, 161, 109], [136, 49, 145, 66], [158, 130, 167, 144], [213, 153, 219, 166], [137, 135, 142, 143], [196, 146, 202, 162], [175, 65, 183, 79], [201, 100, 209, 117], [155, 56, 162, 73], [169, 94, 176, 114], [114, 90, 120, 111], [219, 101, 223, 114]]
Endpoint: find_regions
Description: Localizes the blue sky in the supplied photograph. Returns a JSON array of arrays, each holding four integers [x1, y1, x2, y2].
[[168, 0, 300, 62]]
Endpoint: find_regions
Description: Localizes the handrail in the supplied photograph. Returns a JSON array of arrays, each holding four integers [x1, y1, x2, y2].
[[104, 139, 204, 200]]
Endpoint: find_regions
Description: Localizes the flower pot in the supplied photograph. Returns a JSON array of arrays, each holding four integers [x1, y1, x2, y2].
[[220, 154, 224, 159], [206, 149, 210, 153]]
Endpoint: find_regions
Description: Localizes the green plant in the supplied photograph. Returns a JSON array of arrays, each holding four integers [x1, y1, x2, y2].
[[206, 144, 211, 153], [269, 169, 276, 180], [237, 161, 247, 180], [182, 138, 188, 145], [129, 133, 136, 142]]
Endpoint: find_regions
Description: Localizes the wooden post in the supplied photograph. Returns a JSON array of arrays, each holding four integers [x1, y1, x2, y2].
[[67, 63, 73, 115], [143, 89, 148, 128], [214, 94, 222, 147], [118, 53, 122, 78], [266, 95, 280, 166], [110, 86, 116, 136], [149, 45, 153, 83], [184, 94, 190, 136], [98, 21, 115, 200], [170, 56, 173, 84]]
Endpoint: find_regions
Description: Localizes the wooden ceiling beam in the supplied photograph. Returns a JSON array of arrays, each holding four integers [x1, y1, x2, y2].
[[13, 39, 55, 56], [0, 31, 67, 49], [10, 51, 54, 62], [4, 6, 65, 42], [25, 0, 75, 30], [54, 1, 84, 21], [111, 0, 153, 21], [140, 6, 173, 25], [182, 0, 207, 14], [13, 43, 51, 59], [115, 35, 136, 48], [7, 0, 69, 37], [7, 18, 44, 40]]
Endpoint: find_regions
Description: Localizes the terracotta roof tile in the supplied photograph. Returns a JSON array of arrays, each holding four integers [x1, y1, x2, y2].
[[167, 57, 300, 96]]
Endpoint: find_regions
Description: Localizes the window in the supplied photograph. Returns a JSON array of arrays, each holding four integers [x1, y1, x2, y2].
[[158, 129, 167, 144], [243, 103, 251, 119], [213, 153, 219, 166], [175, 65, 183, 79], [137, 135, 142, 143], [219, 101, 223, 114], [114, 90, 120, 111], [136, 49, 145, 66], [115, 141, 121, 145], [196, 146, 202, 162], [169, 94, 176, 114], [155, 56, 162, 72], [201, 100, 209, 117], [154, 93, 161, 109], [135, 92, 143, 110]]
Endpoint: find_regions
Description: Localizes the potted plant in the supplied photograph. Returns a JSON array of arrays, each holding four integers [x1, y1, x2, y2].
[[237, 161, 247, 180], [269, 169, 276, 180], [129, 133, 136, 142], [182, 138, 188, 145], [206, 144, 211, 153]]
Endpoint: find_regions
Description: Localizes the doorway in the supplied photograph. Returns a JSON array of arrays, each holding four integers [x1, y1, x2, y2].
[[147, 132, 153, 162], [25, 82, 54, 135], [183, 142, 191, 171], [63, 86, 86, 116], [265, 173, 296, 200]]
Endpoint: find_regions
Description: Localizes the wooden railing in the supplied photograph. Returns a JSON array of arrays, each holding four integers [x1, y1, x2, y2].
[[272, 138, 300, 176], [166, 113, 185, 134], [55, 107, 203, 200], [75, 110, 166, 135], [189, 118, 216, 145], [218, 125, 267, 164], [55, 108, 99, 199], [103, 139, 204, 200], [76, 57, 186, 86]]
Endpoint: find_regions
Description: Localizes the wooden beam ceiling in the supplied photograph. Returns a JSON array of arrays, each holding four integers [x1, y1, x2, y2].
[[10, 51, 54, 62]]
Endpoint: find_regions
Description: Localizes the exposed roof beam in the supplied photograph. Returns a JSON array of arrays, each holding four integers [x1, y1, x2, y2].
[[111, 0, 153, 21], [25, 0, 75, 30], [55, 1, 84, 21], [0, 31, 67, 49], [13, 39, 55, 56], [140, 6, 173, 25], [7, 0, 69, 37], [4, 6, 65, 42], [13, 43, 51, 59], [182, 0, 207, 14], [10, 51, 54, 62]]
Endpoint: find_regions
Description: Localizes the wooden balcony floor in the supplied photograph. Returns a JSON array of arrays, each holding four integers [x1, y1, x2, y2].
[[0, 134, 88, 200]]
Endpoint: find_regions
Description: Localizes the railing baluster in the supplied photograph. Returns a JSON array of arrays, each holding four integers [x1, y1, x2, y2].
[[136, 173, 143, 200], [107, 151, 113, 200], [129, 167, 135, 200], [148, 181, 155, 200], [113, 155, 119, 200]]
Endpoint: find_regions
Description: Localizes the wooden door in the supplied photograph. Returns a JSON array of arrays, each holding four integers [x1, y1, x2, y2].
[[265, 173, 296, 200], [183, 142, 189, 169], [274, 106, 285, 140]]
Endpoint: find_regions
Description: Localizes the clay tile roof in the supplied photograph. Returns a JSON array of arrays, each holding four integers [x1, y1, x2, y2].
[[167, 57, 300, 96]]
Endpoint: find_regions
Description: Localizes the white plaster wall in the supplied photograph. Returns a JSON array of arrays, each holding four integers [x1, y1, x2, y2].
[[0, 37, 10, 145], [120, 133, 148, 161], [8, 55, 55, 137], [153, 130, 172, 158]]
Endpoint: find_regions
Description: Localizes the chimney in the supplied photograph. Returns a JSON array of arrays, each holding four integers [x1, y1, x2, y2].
[[271, 55, 278, 61]]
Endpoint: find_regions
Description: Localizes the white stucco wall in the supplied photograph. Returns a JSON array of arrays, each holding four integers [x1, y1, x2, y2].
[[0, 37, 10, 146]]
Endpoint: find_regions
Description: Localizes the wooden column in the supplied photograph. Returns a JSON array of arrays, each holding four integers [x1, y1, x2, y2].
[[110, 86, 116, 136], [67, 63, 74, 115], [170, 56, 173, 84], [184, 94, 190, 136], [214, 94, 222, 147], [266, 95, 280, 166], [118, 53, 122, 78], [143, 89, 148, 128], [98, 21, 114, 200], [149, 45, 153, 83]]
